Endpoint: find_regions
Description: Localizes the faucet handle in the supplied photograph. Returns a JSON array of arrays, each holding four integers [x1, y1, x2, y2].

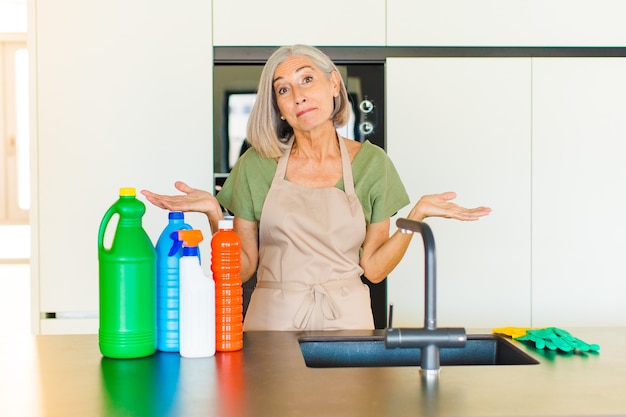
[[388, 304, 394, 329]]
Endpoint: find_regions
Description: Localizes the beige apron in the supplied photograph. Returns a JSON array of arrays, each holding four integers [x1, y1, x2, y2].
[[243, 137, 375, 331]]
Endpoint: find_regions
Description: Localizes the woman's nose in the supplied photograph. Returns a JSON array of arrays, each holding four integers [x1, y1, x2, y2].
[[293, 86, 306, 104]]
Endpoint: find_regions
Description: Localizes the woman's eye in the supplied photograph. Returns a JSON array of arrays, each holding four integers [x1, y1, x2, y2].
[[277, 87, 288, 95], [303, 76, 313, 84]]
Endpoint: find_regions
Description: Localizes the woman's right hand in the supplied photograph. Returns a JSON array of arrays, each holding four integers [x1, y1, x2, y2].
[[141, 181, 224, 230]]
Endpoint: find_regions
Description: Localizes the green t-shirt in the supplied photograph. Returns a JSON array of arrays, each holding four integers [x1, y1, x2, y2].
[[216, 140, 410, 225]]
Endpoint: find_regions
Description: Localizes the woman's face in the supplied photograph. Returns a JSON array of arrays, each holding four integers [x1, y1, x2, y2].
[[272, 55, 340, 134]]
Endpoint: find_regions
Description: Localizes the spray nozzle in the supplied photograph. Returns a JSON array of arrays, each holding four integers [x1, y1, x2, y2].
[[177, 229, 204, 248], [167, 229, 204, 256]]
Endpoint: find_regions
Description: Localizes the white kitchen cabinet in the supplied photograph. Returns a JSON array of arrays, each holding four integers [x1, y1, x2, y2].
[[531, 58, 626, 327], [212, 0, 385, 46], [387, 57, 626, 328], [386, 58, 532, 328], [32, 0, 214, 334], [387, 0, 626, 47]]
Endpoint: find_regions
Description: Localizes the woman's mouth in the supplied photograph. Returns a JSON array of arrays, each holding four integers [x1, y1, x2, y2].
[[296, 108, 315, 117]]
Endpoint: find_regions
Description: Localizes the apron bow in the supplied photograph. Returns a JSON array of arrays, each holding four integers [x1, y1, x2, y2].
[[293, 283, 341, 330]]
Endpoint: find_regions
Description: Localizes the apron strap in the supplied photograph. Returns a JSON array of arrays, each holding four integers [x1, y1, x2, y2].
[[273, 135, 357, 197]]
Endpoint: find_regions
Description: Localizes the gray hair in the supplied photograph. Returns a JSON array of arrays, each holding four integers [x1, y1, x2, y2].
[[246, 45, 351, 158]]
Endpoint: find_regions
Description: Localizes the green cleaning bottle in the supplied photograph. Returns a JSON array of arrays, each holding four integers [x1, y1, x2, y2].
[[98, 187, 156, 359]]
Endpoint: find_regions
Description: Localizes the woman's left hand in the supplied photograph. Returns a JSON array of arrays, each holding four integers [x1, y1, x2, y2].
[[408, 191, 491, 222]]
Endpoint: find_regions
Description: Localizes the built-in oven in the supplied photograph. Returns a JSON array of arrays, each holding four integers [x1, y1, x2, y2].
[[213, 49, 387, 328]]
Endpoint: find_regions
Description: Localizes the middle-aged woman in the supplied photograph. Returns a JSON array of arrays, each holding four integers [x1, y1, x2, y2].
[[142, 45, 491, 331]]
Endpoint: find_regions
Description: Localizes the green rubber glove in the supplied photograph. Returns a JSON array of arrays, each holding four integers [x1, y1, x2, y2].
[[514, 327, 600, 352]]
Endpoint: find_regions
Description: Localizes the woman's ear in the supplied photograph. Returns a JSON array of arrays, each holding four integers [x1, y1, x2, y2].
[[330, 70, 341, 97]]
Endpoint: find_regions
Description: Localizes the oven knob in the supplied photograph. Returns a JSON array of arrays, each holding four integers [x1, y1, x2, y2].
[[359, 99, 374, 114], [359, 121, 374, 135]]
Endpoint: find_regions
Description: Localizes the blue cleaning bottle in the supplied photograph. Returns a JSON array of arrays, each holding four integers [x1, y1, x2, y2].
[[155, 212, 192, 352]]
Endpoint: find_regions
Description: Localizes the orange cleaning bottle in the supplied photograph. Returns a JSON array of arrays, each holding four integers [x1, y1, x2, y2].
[[211, 219, 243, 351]]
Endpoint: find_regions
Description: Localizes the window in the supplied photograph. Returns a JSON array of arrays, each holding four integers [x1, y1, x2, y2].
[[1, 39, 29, 225], [1, 34, 29, 261]]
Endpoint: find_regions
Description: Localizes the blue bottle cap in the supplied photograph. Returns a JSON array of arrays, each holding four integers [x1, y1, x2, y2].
[[168, 212, 184, 220]]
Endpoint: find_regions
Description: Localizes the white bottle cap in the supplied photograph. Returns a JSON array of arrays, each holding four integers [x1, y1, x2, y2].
[[219, 219, 233, 229]]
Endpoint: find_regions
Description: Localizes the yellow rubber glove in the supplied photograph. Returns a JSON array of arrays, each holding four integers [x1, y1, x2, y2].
[[492, 326, 531, 339]]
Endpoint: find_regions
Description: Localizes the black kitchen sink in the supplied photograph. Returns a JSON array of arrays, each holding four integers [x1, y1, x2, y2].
[[299, 334, 539, 367]]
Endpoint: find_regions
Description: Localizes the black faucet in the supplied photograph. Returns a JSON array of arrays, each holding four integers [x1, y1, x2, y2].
[[385, 218, 467, 377]]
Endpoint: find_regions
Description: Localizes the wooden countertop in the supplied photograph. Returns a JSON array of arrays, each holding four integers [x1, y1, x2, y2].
[[2, 328, 626, 416]]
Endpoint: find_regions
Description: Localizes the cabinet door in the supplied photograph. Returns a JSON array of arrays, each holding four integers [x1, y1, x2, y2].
[[213, 0, 385, 46], [532, 58, 626, 326], [387, 0, 626, 47], [386, 58, 531, 328], [33, 0, 214, 334]]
